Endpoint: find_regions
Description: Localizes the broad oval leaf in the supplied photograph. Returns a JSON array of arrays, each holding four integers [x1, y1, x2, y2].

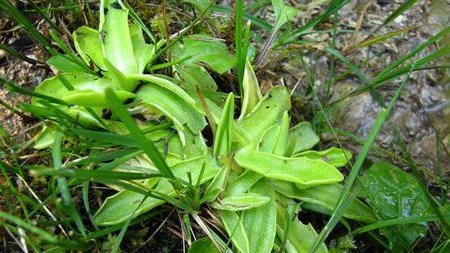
[[288, 122, 320, 155], [240, 86, 291, 143], [188, 238, 220, 253], [73, 26, 106, 70], [234, 148, 343, 186], [136, 84, 207, 138], [211, 193, 270, 211], [359, 162, 432, 251], [101, 0, 138, 75]]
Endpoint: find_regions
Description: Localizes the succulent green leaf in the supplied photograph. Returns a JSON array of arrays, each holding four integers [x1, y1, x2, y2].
[[234, 148, 343, 186], [243, 180, 277, 253], [359, 162, 432, 251], [288, 122, 320, 155], [213, 93, 234, 157], [202, 166, 228, 203], [238, 58, 262, 120], [212, 193, 270, 211], [94, 155, 220, 225], [274, 182, 376, 223], [129, 23, 154, 74], [34, 73, 134, 107], [220, 210, 250, 253], [240, 86, 291, 143], [188, 238, 220, 253], [174, 34, 235, 74], [33, 125, 57, 149], [259, 111, 290, 156], [294, 147, 352, 168], [73, 26, 106, 70], [101, 0, 138, 75], [224, 171, 263, 197], [136, 84, 206, 139], [276, 202, 328, 253]]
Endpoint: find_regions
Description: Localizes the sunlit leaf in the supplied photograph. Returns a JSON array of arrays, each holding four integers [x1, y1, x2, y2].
[[220, 210, 250, 253], [188, 237, 220, 253], [238, 58, 262, 120], [293, 147, 352, 168], [234, 147, 343, 186], [288, 122, 320, 155], [243, 180, 277, 253], [213, 93, 234, 157]]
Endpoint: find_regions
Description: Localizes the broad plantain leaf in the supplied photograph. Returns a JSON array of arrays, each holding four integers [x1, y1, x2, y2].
[[359, 162, 432, 252]]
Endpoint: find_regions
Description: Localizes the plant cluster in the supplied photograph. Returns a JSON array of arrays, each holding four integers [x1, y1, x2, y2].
[[0, 0, 448, 252]]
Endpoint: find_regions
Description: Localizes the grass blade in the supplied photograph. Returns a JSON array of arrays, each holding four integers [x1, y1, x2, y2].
[[309, 62, 415, 252], [105, 88, 175, 179], [0, 0, 57, 55], [384, 0, 419, 25], [52, 131, 86, 237]]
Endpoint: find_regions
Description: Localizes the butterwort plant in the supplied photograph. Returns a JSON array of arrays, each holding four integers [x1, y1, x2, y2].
[[28, 0, 377, 252]]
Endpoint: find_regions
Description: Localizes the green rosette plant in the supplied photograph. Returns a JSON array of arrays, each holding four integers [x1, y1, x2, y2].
[[29, 1, 376, 252]]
